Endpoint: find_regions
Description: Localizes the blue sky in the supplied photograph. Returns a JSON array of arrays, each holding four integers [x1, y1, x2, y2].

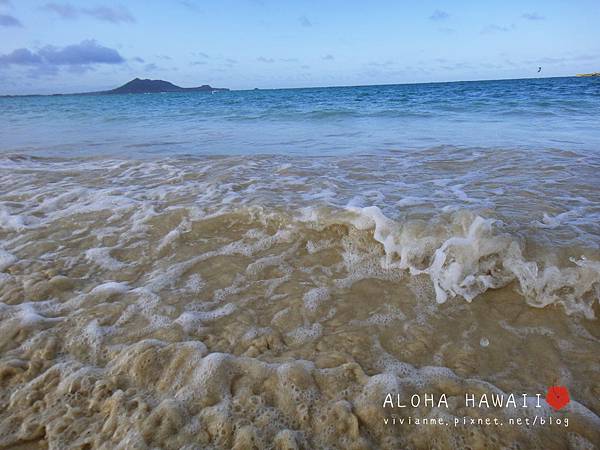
[[0, 0, 599, 94]]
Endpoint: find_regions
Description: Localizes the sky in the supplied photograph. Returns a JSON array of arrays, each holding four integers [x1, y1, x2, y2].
[[0, 0, 599, 94]]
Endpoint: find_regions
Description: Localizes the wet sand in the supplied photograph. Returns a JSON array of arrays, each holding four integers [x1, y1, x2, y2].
[[0, 154, 599, 449]]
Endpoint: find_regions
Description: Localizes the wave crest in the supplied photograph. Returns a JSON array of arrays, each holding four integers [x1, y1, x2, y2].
[[301, 206, 600, 318]]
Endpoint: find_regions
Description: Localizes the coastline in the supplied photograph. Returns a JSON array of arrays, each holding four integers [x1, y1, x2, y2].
[[0, 77, 599, 449]]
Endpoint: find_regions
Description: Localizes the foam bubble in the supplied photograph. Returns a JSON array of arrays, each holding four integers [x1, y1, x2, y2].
[[85, 248, 127, 271], [287, 323, 323, 344], [0, 249, 17, 272], [0, 207, 31, 231], [302, 288, 330, 312]]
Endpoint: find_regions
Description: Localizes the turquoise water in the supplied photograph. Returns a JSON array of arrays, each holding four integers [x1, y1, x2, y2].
[[1, 76, 599, 156]]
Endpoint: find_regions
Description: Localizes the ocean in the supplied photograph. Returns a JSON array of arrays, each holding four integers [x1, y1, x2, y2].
[[0, 77, 599, 449], [2, 77, 600, 156]]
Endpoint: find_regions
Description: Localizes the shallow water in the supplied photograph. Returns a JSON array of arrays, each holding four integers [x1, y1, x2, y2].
[[1, 78, 600, 449]]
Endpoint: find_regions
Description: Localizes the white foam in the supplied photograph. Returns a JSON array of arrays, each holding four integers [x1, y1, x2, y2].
[[396, 196, 427, 207], [185, 273, 205, 293], [1, 302, 63, 327], [0, 249, 17, 272], [157, 216, 192, 251], [87, 281, 130, 299], [17, 303, 49, 326], [0, 207, 31, 231], [85, 248, 127, 271], [533, 208, 583, 229], [287, 323, 322, 344], [341, 206, 600, 316], [175, 303, 237, 332], [302, 287, 330, 312]]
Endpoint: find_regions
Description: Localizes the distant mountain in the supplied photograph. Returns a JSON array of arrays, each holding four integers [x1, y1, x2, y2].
[[101, 78, 229, 94], [0, 78, 229, 97]]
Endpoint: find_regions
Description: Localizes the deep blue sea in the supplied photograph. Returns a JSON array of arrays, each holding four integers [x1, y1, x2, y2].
[[1, 76, 599, 156]]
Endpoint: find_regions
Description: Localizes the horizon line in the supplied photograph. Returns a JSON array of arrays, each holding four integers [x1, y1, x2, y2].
[[0, 75, 580, 98]]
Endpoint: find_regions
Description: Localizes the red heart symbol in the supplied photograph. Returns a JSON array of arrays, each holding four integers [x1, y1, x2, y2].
[[546, 386, 570, 410]]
